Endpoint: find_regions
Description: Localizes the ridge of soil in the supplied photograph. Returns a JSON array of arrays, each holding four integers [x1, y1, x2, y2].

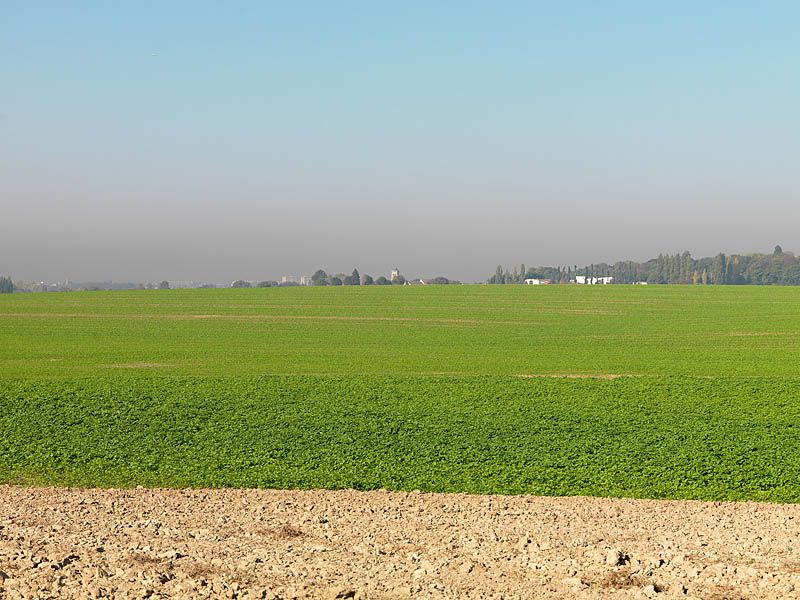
[[1, 485, 798, 599]]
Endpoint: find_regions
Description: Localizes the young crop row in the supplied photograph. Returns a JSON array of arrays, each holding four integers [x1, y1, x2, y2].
[[2, 375, 799, 502]]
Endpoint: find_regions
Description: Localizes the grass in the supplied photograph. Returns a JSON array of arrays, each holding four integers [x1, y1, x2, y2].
[[2, 285, 800, 500]]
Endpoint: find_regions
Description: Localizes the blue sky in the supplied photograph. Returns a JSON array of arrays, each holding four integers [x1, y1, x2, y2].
[[2, 2, 798, 282]]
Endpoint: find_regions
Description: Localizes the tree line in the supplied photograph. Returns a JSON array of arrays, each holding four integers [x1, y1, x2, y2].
[[488, 246, 800, 285], [227, 269, 408, 288], [309, 269, 405, 286]]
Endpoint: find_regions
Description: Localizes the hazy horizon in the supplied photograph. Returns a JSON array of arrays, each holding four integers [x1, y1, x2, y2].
[[3, 2, 798, 283], [6, 242, 797, 286]]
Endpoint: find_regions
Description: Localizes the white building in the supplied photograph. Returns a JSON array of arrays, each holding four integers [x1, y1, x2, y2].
[[390, 268, 400, 282], [575, 276, 613, 285], [524, 278, 551, 285]]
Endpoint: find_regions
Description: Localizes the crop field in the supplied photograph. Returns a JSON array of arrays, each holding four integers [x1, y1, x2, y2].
[[2, 285, 800, 501]]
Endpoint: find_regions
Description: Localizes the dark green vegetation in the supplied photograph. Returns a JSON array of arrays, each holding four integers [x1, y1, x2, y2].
[[2, 286, 800, 500], [490, 246, 800, 285], [0, 276, 13, 294]]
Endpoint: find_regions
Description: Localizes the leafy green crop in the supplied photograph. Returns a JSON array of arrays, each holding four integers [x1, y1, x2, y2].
[[2, 286, 800, 500]]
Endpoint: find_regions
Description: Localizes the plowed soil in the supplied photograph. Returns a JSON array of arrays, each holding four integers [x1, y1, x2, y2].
[[1, 486, 798, 599]]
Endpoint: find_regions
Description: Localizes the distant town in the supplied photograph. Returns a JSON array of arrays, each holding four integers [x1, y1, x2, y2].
[[2, 246, 799, 293], [0, 268, 458, 293]]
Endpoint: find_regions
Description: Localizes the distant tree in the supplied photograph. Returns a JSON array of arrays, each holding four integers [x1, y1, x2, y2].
[[361, 274, 374, 285], [711, 253, 727, 284], [726, 255, 739, 284], [431, 276, 451, 284], [330, 276, 342, 286], [231, 280, 251, 288], [774, 245, 784, 256], [158, 281, 170, 290], [375, 276, 389, 285], [311, 270, 329, 286], [257, 281, 275, 288], [785, 263, 800, 285], [489, 265, 504, 284], [278, 281, 299, 287], [0, 276, 14, 294], [345, 268, 360, 286], [682, 251, 694, 283], [692, 270, 699, 285], [391, 275, 406, 285], [701, 269, 708, 285]]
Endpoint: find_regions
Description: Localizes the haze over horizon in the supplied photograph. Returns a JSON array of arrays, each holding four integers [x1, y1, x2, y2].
[[2, 2, 798, 283]]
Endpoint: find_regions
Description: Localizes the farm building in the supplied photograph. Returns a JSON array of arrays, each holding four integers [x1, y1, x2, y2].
[[574, 276, 614, 285], [524, 278, 551, 285]]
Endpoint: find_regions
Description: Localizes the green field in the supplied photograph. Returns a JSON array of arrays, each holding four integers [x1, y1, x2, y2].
[[2, 285, 800, 500]]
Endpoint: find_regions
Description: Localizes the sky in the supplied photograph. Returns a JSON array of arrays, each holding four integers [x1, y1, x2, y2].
[[2, 1, 798, 283]]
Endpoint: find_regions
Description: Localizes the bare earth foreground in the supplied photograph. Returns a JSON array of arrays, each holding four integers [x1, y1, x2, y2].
[[1, 487, 799, 599]]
